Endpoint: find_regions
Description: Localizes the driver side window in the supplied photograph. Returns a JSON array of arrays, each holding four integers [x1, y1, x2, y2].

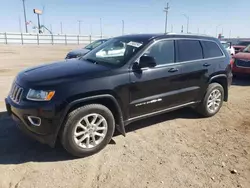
[[144, 40, 175, 65]]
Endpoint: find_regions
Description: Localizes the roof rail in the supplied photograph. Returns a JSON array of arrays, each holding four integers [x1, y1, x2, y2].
[[166, 32, 212, 37]]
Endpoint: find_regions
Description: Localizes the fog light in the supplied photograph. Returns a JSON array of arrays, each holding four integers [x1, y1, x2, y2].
[[27, 116, 41, 126]]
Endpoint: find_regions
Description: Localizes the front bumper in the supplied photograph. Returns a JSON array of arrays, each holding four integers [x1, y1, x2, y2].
[[5, 97, 62, 147]]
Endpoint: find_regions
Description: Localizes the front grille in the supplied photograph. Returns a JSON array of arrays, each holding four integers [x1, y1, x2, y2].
[[9, 83, 23, 103], [236, 59, 250, 68]]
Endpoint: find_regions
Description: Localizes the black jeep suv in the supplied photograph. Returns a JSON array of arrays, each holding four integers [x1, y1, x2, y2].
[[5, 33, 232, 157]]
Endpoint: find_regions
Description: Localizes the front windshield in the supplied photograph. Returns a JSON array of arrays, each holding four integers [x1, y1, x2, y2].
[[243, 44, 250, 53], [81, 37, 147, 67], [84, 40, 105, 50]]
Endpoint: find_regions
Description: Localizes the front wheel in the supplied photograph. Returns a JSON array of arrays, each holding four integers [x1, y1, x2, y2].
[[197, 83, 224, 117], [61, 104, 115, 157]]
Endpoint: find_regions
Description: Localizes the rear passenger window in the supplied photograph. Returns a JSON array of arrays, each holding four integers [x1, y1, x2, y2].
[[144, 40, 174, 65], [176, 40, 203, 62], [201, 41, 223, 58]]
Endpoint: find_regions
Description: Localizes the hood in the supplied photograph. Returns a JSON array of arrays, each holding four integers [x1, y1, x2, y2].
[[16, 59, 111, 86], [67, 48, 90, 56], [233, 52, 250, 60]]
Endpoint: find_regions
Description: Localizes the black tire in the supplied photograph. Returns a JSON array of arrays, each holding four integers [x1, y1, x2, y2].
[[61, 104, 115, 157], [196, 83, 224, 117]]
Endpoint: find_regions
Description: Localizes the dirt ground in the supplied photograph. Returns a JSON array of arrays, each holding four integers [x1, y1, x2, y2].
[[0, 45, 249, 188]]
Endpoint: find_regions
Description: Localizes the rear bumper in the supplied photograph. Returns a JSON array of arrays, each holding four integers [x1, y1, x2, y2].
[[5, 97, 62, 147]]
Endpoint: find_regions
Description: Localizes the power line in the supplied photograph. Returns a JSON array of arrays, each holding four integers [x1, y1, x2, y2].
[[163, 2, 170, 33], [22, 0, 28, 33]]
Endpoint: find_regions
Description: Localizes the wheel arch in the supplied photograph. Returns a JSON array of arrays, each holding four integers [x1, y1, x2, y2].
[[209, 74, 228, 102], [57, 94, 126, 141]]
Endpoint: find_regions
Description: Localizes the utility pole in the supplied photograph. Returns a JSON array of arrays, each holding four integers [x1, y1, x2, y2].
[[90, 24, 93, 35], [42, 5, 45, 33], [122, 20, 124, 35], [181, 25, 183, 33], [33, 9, 42, 34], [60, 22, 63, 34], [182, 14, 189, 33], [100, 18, 103, 38], [78, 20, 83, 35], [50, 24, 53, 33], [19, 16, 22, 33], [216, 24, 222, 37], [164, 2, 170, 33], [22, 0, 28, 33], [37, 14, 41, 33]]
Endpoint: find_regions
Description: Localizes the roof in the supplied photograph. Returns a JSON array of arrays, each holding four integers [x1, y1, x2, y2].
[[117, 33, 162, 41], [116, 33, 216, 41]]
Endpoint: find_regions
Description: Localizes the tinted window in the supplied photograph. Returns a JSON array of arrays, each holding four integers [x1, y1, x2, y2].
[[202, 41, 223, 58], [238, 41, 250, 46], [176, 40, 203, 62], [144, 40, 174, 65]]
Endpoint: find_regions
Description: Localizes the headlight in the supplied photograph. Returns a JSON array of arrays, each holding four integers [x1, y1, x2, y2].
[[27, 89, 55, 101]]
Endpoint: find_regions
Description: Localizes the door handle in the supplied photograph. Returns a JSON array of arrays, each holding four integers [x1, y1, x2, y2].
[[203, 63, 211, 67], [168, 68, 179, 73]]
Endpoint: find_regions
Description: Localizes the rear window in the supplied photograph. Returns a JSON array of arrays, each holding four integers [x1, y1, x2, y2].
[[176, 40, 203, 62], [201, 41, 223, 58]]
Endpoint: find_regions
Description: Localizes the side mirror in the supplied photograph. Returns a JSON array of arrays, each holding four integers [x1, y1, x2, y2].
[[139, 56, 156, 68]]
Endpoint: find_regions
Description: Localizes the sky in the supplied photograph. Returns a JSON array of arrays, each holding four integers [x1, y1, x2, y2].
[[0, 0, 249, 38]]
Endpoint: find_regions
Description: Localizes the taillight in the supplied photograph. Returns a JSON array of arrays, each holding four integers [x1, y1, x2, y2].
[[230, 58, 235, 67]]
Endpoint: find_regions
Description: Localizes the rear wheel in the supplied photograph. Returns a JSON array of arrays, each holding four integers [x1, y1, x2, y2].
[[197, 83, 224, 117], [61, 104, 115, 157]]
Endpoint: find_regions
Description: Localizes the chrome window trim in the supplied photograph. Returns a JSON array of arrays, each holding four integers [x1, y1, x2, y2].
[[135, 37, 226, 69]]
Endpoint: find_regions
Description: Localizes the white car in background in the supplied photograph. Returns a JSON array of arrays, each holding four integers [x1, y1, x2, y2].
[[220, 41, 235, 56]]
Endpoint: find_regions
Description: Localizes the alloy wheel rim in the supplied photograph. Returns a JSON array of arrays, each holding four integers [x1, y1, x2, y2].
[[207, 89, 222, 113], [73, 113, 108, 149]]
